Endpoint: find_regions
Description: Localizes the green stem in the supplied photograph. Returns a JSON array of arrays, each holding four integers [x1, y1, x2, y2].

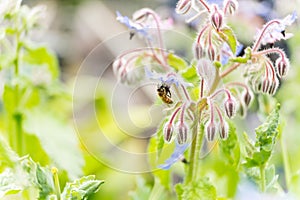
[[260, 165, 266, 192], [281, 134, 291, 190], [194, 123, 204, 180], [186, 123, 198, 183]]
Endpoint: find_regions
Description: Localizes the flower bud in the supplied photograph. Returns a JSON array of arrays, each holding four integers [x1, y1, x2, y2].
[[206, 121, 216, 141], [223, 0, 238, 15], [207, 44, 216, 61], [242, 90, 252, 107], [210, 5, 223, 31], [177, 122, 188, 145], [275, 57, 290, 77], [193, 42, 204, 60], [113, 57, 127, 76], [268, 78, 279, 95], [164, 123, 174, 143], [224, 98, 236, 118], [261, 77, 271, 93], [176, 0, 192, 14], [219, 121, 229, 139]]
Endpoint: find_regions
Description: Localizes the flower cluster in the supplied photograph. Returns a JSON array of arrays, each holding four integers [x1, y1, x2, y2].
[[113, 0, 296, 168]]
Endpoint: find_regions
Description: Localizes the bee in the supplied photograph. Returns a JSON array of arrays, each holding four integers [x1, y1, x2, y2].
[[157, 83, 173, 104]]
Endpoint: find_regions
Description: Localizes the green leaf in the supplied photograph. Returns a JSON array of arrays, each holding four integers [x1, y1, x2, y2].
[[22, 45, 59, 79], [129, 177, 151, 200], [219, 122, 240, 168], [175, 178, 216, 200], [255, 103, 280, 152], [180, 65, 199, 84], [23, 107, 84, 178], [167, 53, 188, 71], [36, 164, 54, 199], [61, 175, 104, 200], [218, 27, 237, 53]]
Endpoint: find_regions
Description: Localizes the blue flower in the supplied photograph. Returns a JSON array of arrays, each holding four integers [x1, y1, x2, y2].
[[158, 143, 189, 170], [145, 67, 193, 87], [116, 11, 150, 39]]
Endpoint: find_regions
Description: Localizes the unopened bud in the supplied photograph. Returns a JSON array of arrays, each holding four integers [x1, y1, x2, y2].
[[164, 123, 174, 143], [242, 90, 252, 107], [113, 57, 127, 76], [206, 121, 216, 141], [276, 57, 290, 77], [207, 44, 216, 61], [194, 42, 204, 60], [224, 98, 236, 118], [261, 77, 271, 93], [210, 5, 223, 31], [223, 0, 238, 15], [219, 121, 229, 139], [176, 0, 192, 14], [268, 78, 279, 95], [177, 122, 188, 145]]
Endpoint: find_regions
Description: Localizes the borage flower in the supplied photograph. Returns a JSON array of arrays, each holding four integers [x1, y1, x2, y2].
[[116, 11, 150, 39], [253, 11, 297, 50], [158, 143, 189, 170]]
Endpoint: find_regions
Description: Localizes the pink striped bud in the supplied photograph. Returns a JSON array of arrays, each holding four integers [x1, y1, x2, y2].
[[210, 5, 223, 31], [275, 57, 290, 77], [223, 0, 238, 15], [113, 57, 127, 76], [242, 90, 252, 107], [261, 77, 271, 93], [268, 78, 279, 95], [224, 98, 236, 118], [176, 0, 192, 14], [206, 121, 216, 141], [164, 123, 174, 143], [193, 42, 204, 60], [177, 122, 188, 145], [207, 44, 216, 61], [219, 121, 229, 139]]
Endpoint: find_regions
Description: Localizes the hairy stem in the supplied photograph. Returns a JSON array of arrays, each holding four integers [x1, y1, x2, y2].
[[260, 165, 266, 192]]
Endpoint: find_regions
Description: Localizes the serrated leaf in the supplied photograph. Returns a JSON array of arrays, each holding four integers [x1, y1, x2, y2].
[[219, 122, 240, 168], [167, 53, 188, 71], [61, 175, 104, 200], [36, 164, 54, 199], [255, 103, 280, 152], [22, 45, 59, 79], [175, 178, 216, 200], [219, 27, 237, 53], [23, 107, 84, 179]]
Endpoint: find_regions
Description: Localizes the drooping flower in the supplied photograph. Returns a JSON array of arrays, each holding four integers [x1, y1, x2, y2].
[[254, 11, 297, 46], [158, 143, 189, 170], [116, 11, 150, 39]]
